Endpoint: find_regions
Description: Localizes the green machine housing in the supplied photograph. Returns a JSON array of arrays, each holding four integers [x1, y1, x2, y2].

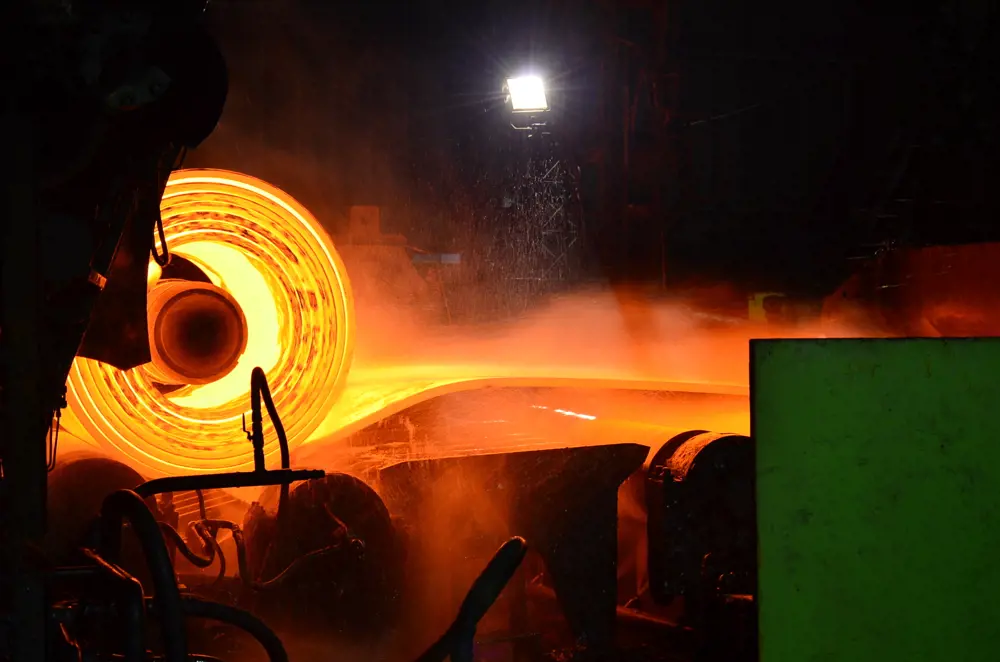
[[753, 338, 1000, 662]]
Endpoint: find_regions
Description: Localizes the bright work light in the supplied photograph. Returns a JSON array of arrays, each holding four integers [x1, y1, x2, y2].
[[506, 75, 549, 113]]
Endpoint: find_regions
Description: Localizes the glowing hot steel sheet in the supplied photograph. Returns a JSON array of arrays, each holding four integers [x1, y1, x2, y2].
[[65, 170, 354, 477], [60, 168, 763, 481], [300, 378, 750, 477], [312, 366, 748, 446]]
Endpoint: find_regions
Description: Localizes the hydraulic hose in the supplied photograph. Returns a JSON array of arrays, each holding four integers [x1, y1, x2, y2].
[[250, 367, 292, 521], [171, 596, 289, 662], [413, 537, 528, 662], [79, 548, 146, 662], [203, 519, 342, 591], [158, 521, 214, 568], [98, 489, 187, 662], [192, 488, 231, 583], [249, 368, 291, 472], [208, 527, 228, 585]]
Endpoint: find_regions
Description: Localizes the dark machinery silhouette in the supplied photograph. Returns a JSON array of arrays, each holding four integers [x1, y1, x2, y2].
[[0, 2, 526, 660]]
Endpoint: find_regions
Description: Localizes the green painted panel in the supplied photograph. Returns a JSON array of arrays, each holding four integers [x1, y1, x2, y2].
[[752, 338, 1000, 662]]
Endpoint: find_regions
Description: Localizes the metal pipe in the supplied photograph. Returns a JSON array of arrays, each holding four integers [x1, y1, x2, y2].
[[145, 280, 248, 385], [526, 582, 688, 632], [97, 490, 187, 662], [134, 468, 323, 499]]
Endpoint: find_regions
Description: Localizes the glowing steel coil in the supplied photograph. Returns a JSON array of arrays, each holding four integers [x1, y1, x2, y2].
[[66, 169, 355, 477]]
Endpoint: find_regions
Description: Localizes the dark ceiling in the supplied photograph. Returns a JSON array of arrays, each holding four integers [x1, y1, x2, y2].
[[191, 0, 999, 296]]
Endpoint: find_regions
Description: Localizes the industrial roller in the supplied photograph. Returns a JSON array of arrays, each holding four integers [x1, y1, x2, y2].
[[644, 430, 756, 605], [63, 169, 356, 478]]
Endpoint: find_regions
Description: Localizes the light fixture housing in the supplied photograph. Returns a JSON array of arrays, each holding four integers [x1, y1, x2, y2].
[[506, 75, 549, 113]]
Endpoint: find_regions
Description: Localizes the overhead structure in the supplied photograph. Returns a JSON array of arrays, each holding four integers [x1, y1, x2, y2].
[[65, 169, 356, 477]]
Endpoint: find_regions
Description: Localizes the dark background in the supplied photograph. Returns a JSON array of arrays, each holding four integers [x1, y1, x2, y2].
[[189, 0, 1000, 301]]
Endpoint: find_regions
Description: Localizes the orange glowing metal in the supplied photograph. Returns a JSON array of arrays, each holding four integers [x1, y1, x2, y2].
[[65, 169, 355, 477]]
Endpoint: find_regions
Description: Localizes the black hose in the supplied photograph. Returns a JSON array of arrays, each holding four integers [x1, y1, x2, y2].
[[203, 519, 341, 591], [191, 519, 227, 585], [79, 549, 146, 662], [174, 596, 289, 662], [158, 521, 214, 568], [249, 368, 291, 472], [253, 545, 344, 590], [211, 531, 227, 585], [413, 537, 528, 662], [250, 367, 292, 521], [203, 520, 251, 584], [98, 489, 187, 662], [249, 368, 267, 471]]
